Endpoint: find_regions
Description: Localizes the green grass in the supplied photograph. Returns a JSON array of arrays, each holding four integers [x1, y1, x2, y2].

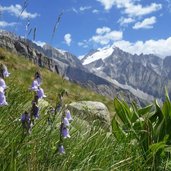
[[1, 48, 170, 170]]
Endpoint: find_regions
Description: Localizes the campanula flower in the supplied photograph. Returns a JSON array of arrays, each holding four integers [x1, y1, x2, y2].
[[58, 144, 65, 154], [37, 87, 46, 99]]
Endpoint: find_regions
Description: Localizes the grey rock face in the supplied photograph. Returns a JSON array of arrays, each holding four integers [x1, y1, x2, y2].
[[83, 47, 171, 100], [68, 101, 111, 128]]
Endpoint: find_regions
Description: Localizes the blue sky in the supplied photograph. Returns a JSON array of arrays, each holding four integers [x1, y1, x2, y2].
[[0, 0, 171, 58]]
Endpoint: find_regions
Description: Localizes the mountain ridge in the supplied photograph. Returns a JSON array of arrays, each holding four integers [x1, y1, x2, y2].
[[82, 46, 171, 100], [0, 30, 144, 105]]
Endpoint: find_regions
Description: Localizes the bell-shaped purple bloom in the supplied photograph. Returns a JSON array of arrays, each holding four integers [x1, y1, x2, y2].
[[37, 87, 46, 99], [63, 117, 70, 127], [60, 123, 70, 139], [58, 144, 65, 154], [3, 68, 10, 78], [65, 109, 73, 121], [30, 80, 39, 91], [21, 112, 30, 122], [0, 78, 7, 90], [21, 112, 31, 134], [0, 91, 8, 106]]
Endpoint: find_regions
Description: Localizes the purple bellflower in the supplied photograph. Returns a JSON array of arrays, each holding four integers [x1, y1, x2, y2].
[[58, 144, 65, 154], [0, 78, 7, 90], [21, 111, 31, 134], [30, 80, 39, 91], [37, 87, 46, 99], [0, 90, 8, 106], [3, 68, 10, 78], [65, 109, 73, 121], [63, 117, 70, 127], [60, 123, 70, 139]]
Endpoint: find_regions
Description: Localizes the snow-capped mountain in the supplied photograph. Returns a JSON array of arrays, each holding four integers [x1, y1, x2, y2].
[[82, 47, 171, 100]]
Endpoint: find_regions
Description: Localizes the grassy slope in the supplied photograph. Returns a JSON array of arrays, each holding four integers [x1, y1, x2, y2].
[[0, 48, 114, 113], [0, 48, 145, 171]]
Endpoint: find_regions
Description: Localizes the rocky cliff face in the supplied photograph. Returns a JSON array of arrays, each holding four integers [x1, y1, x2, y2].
[[0, 30, 144, 104], [82, 47, 171, 99]]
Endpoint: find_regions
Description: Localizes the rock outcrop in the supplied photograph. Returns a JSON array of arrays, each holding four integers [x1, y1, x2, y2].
[[68, 101, 111, 129]]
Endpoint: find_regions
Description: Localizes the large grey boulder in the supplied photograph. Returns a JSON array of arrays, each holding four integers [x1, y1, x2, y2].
[[68, 101, 111, 129]]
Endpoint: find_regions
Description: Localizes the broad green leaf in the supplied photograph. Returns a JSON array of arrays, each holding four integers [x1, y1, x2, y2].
[[114, 98, 132, 128], [112, 116, 126, 140]]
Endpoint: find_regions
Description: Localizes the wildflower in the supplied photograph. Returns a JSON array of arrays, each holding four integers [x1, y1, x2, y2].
[[0, 78, 7, 90], [30, 79, 39, 91], [65, 109, 73, 122], [0, 88, 8, 106], [58, 144, 65, 154], [21, 111, 31, 134], [37, 87, 46, 99], [63, 116, 70, 127], [0, 63, 10, 78], [60, 123, 70, 139], [3, 69, 10, 78]]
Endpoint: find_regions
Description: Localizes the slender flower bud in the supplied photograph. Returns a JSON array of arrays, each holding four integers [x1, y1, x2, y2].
[[32, 102, 39, 119], [58, 144, 65, 154]]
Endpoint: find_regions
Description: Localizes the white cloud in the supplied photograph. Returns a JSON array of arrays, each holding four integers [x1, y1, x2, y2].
[[96, 0, 116, 10], [113, 37, 171, 58], [72, 8, 78, 13], [92, 9, 99, 14], [124, 3, 162, 17], [96, 0, 162, 17], [91, 26, 123, 45], [118, 17, 135, 26], [80, 6, 92, 11], [0, 21, 17, 28], [96, 26, 111, 34], [1, 4, 39, 19], [64, 33, 72, 46], [78, 40, 88, 48], [133, 16, 156, 29]]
